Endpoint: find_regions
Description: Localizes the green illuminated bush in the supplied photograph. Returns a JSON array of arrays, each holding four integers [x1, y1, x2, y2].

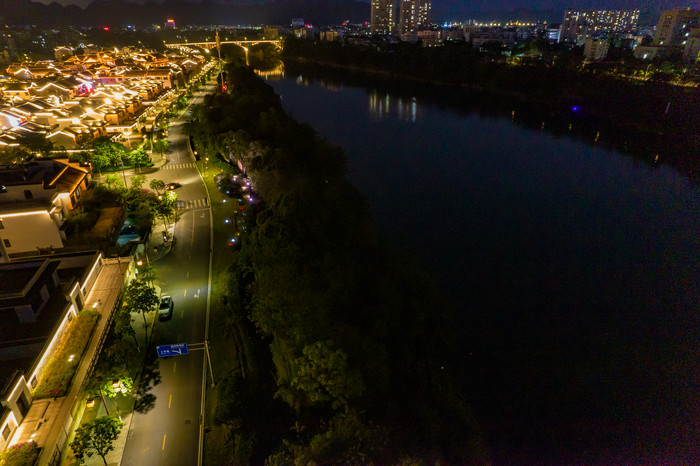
[[32, 311, 99, 399], [0, 441, 40, 466]]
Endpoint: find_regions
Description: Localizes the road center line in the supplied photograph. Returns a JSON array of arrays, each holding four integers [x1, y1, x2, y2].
[[187, 271, 190, 278], [169, 394, 172, 408], [173, 361, 177, 373], [184, 289, 187, 297], [191, 210, 196, 246], [162, 434, 167, 450]]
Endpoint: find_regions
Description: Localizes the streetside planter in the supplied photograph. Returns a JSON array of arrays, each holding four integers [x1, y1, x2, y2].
[[32, 311, 99, 399], [0, 441, 40, 466]]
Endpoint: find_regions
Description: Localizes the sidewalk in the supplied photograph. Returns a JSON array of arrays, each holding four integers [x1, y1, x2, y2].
[[82, 412, 133, 466], [79, 302, 157, 466], [144, 221, 173, 263]]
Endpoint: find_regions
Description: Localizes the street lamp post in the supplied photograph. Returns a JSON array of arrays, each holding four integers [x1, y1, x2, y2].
[[119, 154, 127, 187], [111, 380, 124, 421]]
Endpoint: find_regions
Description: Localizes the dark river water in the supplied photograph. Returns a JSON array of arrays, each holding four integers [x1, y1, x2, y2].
[[264, 67, 700, 463]]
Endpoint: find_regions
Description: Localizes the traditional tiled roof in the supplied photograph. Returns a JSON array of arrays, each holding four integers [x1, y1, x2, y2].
[[3, 81, 30, 92]]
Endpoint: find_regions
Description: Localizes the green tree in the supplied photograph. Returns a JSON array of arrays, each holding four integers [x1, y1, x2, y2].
[[91, 141, 129, 168], [286, 340, 365, 410], [0, 146, 32, 165], [149, 179, 165, 195], [153, 139, 169, 158], [103, 333, 138, 371], [130, 174, 147, 190], [123, 279, 159, 330], [113, 305, 140, 350], [129, 147, 149, 168], [17, 133, 53, 156], [89, 149, 111, 173], [138, 263, 158, 285], [156, 190, 177, 230], [104, 174, 125, 191], [70, 416, 124, 465]]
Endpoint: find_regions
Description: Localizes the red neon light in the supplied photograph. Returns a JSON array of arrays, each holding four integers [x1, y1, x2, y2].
[[103, 27, 109, 31]]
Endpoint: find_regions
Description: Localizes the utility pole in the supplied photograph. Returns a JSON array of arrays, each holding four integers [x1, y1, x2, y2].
[[205, 340, 215, 387]]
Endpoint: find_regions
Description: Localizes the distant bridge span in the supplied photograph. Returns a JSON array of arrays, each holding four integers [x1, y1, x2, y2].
[[165, 40, 282, 51]]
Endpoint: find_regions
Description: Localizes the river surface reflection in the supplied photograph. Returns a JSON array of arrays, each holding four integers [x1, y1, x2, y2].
[[264, 68, 699, 463]]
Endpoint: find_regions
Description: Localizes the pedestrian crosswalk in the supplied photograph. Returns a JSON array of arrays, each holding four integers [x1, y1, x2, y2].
[[162, 163, 196, 170], [175, 198, 208, 209]]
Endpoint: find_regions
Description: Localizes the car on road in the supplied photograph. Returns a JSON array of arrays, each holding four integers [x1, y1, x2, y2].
[[159, 295, 174, 320], [165, 183, 181, 190]]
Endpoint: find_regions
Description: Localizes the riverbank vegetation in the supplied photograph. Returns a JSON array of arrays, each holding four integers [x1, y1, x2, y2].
[[191, 63, 486, 463], [282, 38, 699, 174]]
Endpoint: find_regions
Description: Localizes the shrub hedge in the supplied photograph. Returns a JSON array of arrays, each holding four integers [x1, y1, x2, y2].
[[32, 311, 99, 399], [0, 441, 40, 466]]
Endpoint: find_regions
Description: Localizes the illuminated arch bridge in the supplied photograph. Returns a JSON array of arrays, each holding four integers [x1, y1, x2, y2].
[[164, 40, 282, 52]]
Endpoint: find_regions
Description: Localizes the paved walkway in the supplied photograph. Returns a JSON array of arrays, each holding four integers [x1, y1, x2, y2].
[[81, 412, 133, 466]]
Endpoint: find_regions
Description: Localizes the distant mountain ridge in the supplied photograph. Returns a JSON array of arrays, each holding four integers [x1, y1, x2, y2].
[[0, 0, 369, 27]]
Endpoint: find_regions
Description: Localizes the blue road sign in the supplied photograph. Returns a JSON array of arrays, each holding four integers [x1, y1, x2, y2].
[[156, 342, 189, 357]]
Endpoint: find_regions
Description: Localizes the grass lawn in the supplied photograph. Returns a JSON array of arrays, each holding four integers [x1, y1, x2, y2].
[[197, 159, 243, 382], [197, 158, 263, 464]]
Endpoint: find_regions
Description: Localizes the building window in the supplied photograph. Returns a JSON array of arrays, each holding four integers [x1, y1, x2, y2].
[[24, 190, 33, 199], [3, 239, 10, 248], [2, 425, 10, 440]]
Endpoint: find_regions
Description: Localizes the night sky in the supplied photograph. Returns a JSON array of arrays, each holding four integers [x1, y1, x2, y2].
[[32, 0, 700, 12]]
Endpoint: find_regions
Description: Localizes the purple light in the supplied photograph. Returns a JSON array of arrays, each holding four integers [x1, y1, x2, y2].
[[572, 106, 579, 111]]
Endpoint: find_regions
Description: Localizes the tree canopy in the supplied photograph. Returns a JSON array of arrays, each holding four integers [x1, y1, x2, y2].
[[192, 64, 486, 464], [70, 416, 123, 465]]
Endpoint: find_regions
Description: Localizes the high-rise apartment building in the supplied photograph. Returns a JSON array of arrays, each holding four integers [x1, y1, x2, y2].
[[371, 0, 395, 34], [399, 0, 417, 34], [399, 0, 432, 34], [560, 10, 639, 43], [652, 8, 700, 47], [417, 0, 431, 27]]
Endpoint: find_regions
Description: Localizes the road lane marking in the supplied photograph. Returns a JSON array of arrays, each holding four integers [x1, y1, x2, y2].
[[181, 309, 184, 318], [191, 210, 195, 246], [162, 434, 166, 450], [169, 394, 172, 408], [173, 362, 177, 373], [187, 271, 190, 278], [184, 289, 187, 297]]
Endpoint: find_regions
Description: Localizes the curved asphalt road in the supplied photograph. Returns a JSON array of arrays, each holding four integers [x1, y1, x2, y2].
[[121, 82, 215, 466]]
